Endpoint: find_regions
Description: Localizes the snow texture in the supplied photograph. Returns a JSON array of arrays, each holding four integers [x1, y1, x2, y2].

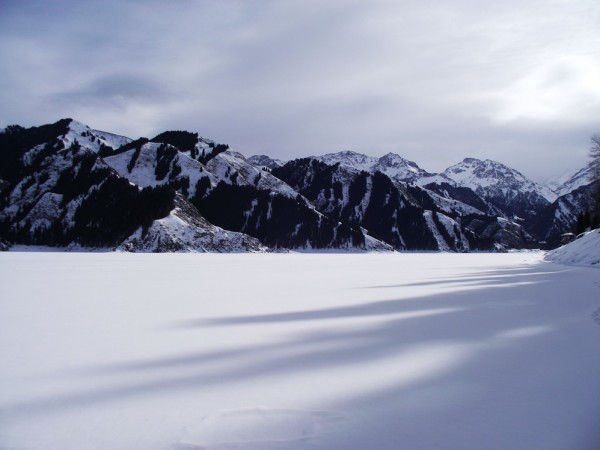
[[247, 155, 284, 169], [441, 157, 557, 203], [315, 150, 431, 183], [1, 252, 599, 450], [63, 119, 132, 152], [545, 229, 600, 267], [19, 192, 63, 232], [423, 188, 487, 216], [207, 151, 300, 199], [545, 165, 594, 197], [119, 196, 266, 253], [423, 211, 451, 251], [104, 143, 218, 197]]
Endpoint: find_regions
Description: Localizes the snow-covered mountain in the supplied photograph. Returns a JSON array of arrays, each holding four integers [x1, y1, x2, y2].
[[61, 119, 132, 153], [271, 157, 527, 251], [99, 132, 377, 250], [315, 150, 431, 183], [418, 180, 498, 215], [1, 118, 596, 252], [0, 120, 271, 252], [548, 165, 594, 197], [313, 153, 573, 239], [0, 120, 183, 249], [274, 158, 437, 250], [437, 157, 557, 219], [247, 154, 284, 169], [525, 181, 600, 248], [119, 194, 266, 252]]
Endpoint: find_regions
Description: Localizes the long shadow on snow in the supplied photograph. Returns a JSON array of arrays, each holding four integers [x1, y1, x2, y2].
[[0, 263, 587, 424], [357, 268, 569, 290], [174, 267, 565, 327]]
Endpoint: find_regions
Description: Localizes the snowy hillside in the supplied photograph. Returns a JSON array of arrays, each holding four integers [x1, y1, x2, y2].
[[62, 119, 132, 152], [206, 150, 300, 199], [440, 158, 557, 218], [119, 195, 266, 252], [1, 252, 599, 449], [442, 158, 555, 200], [2, 118, 595, 252], [524, 181, 599, 248], [308, 151, 586, 248], [247, 154, 284, 169], [550, 165, 595, 197], [103, 141, 219, 197], [545, 229, 600, 267], [315, 150, 431, 182], [0, 120, 383, 252], [272, 158, 477, 251]]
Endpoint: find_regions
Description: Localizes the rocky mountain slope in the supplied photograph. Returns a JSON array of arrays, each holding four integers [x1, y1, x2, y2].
[[434, 158, 557, 219], [271, 158, 500, 251], [1, 118, 596, 252], [314, 150, 432, 183], [525, 181, 600, 248]]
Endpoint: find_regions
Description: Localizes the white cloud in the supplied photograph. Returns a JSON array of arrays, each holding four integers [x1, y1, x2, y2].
[[489, 56, 600, 124], [1, 0, 599, 180]]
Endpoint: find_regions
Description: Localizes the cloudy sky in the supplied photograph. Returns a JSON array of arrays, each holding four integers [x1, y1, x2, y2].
[[1, 0, 599, 181]]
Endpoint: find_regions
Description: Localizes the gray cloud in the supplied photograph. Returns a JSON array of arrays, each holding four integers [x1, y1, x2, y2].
[[1, 0, 599, 181], [52, 74, 171, 104]]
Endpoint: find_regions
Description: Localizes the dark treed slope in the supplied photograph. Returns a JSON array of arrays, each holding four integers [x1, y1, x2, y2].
[[0, 120, 175, 247], [1, 118, 596, 252]]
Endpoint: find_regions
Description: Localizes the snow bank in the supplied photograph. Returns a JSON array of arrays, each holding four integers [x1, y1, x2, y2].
[[545, 229, 600, 267]]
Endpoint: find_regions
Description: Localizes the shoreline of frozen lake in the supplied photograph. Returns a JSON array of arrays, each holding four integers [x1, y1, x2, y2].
[[1, 252, 599, 450]]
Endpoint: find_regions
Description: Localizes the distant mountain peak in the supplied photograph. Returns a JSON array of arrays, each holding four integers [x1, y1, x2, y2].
[[247, 154, 284, 169], [441, 156, 558, 217], [377, 153, 423, 171], [317, 150, 373, 167], [546, 165, 594, 197], [378, 152, 409, 164], [314, 150, 429, 182], [2, 118, 595, 253]]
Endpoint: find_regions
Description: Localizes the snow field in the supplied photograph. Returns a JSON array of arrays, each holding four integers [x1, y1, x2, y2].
[[1, 252, 599, 450]]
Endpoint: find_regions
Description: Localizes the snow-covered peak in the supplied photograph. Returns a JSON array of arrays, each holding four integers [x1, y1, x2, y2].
[[91, 129, 132, 150], [315, 150, 377, 171], [60, 119, 132, 152], [103, 141, 219, 199], [207, 150, 300, 199], [314, 151, 430, 182], [247, 155, 284, 169], [444, 157, 515, 184], [443, 157, 557, 202], [548, 165, 594, 197], [377, 152, 413, 168], [373, 153, 431, 182]]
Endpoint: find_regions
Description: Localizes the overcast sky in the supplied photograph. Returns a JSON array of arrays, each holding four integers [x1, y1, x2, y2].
[[1, 0, 599, 181]]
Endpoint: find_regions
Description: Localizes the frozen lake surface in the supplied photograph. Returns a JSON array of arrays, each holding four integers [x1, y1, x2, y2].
[[1, 252, 599, 449]]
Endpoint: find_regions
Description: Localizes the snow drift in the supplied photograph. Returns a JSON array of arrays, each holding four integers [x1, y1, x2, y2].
[[545, 228, 600, 267]]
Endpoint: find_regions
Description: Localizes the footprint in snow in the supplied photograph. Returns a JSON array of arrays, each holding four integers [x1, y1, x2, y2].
[[172, 408, 345, 450]]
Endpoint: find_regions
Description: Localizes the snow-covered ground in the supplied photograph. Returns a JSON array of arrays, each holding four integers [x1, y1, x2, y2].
[[1, 252, 599, 450], [545, 229, 600, 267]]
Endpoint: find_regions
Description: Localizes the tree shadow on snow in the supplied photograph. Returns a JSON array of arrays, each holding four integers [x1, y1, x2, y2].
[[2, 262, 599, 450]]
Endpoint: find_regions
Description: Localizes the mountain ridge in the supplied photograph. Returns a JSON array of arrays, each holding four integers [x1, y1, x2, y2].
[[1, 118, 595, 252]]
